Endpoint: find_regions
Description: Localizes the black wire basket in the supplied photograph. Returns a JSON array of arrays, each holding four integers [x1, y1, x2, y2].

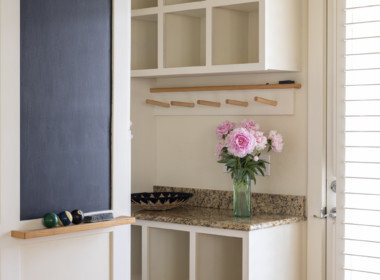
[[131, 192, 193, 210]]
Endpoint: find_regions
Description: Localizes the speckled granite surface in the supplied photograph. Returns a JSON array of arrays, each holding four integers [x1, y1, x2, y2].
[[132, 186, 306, 231], [153, 186, 306, 217], [133, 206, 306, 231]]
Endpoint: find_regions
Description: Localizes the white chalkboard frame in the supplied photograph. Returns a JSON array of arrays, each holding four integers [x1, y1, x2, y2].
[[0, 0, 131, 278]]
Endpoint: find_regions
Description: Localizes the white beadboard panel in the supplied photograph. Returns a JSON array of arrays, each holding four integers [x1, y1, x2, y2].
[[20, 233, 110, 280], [149, 89, 294, 116]]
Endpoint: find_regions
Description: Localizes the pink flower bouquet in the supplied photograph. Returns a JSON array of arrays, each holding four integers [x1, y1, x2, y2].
[[216, 120, 283, 184]]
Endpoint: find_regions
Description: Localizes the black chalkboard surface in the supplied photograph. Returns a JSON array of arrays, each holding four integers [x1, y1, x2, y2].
[[21, 0, 112, 220]]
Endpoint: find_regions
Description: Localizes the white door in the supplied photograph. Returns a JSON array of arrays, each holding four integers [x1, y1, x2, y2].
[[328, 0, 380, 279], [326, 0, 338, 279], [0, 1, 131, 279]]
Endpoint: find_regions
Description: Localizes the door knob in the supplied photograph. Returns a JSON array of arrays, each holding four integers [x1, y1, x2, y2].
[[313, 207, 336, 219]]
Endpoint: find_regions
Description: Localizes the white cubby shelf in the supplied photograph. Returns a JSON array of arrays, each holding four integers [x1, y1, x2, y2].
[[132, 219, 305, 280], [213, 2, 259, 65], [132, 0, 158, 10], [131, 0, 301, 77], [132, 14, 158, 70], [165, 9, 206, 68]]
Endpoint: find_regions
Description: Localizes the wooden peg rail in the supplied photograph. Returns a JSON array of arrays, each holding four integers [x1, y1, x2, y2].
[[197, 100, 221, 107], [150, 83, 302, 93], [170, 101, 195, 108], [254, 97, 278, 106], [226, 99, 249, 107], [146, 99, 170, 108]]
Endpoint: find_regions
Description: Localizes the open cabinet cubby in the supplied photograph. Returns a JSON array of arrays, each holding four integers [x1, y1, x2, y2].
[[164, 0, 204, 5], [164, 9, 206, 68], [131, 0, 301, 77], [132, 218, 306, 280], [132, 0, 157, 10], [131, 225, 243, 280], [132, 15, 158, 70], [132, 226, 190, 280], [213, 3, 259, 65], [196, 233, 242, 280]]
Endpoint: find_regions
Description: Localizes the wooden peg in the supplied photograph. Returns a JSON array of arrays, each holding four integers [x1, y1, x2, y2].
[[254, 97, 278, 106], [225, 99, 248, 107], [146, 99, 170, 108], [197, 100, 221, 107], [170, 101, 195, 108]]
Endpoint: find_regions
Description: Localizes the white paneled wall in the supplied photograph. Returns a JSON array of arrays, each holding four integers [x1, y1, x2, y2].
[[21, 234, 110, 280]]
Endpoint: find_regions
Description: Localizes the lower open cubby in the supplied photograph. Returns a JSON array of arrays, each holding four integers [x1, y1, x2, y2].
[[132, 226, 191, 280], [131, 225, 243, 280], [132, 219, 305, 280], [196, 233, 242, 280]]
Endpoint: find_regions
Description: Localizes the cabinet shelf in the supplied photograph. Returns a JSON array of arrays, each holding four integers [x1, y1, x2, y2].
[[165, 0, 204, 5], [150, 83, 302, 93], [131, 0, 301, 77], [132, 0, 157, 10], [11, 216, 135, 239], [165, 9, 206, 68], [213, 2, 259, 65], [132, 14, 158, 70]]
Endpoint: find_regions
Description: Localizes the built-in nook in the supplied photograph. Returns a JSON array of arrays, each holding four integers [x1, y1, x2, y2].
[[164, 0, 204, 5], [131, 0, 301, 77], [132, 0, 158, 10], [132, 14, 158, 70], [213, 2, 259, 65], [164, 9, 206, 68]]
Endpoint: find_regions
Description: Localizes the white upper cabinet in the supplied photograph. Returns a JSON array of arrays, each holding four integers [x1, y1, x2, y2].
[[131, 0, 301, 77]]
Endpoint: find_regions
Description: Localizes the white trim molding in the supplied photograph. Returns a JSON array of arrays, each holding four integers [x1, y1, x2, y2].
[[307, 0, 328, 280]]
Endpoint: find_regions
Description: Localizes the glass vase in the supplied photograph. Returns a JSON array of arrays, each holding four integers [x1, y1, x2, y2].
[[233, 174, 251, 217]]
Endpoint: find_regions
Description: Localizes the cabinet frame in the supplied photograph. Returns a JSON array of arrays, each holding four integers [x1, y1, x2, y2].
[[134, 219, 306, 280], [131, 0, 300, 77]]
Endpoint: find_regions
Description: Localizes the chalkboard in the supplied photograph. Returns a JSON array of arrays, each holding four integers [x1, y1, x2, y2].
[[21, 0, 112, 220]]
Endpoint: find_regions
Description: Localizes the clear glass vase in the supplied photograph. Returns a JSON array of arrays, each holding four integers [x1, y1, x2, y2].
[[233, 174, 251, 217]]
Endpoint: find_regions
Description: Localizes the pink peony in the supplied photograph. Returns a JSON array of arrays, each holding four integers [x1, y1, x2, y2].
[[226, 128, 256, 157], [254, 156, 259, 161], [268, 130, 284, 152], [239, 119, 259, 132], [215, 142, 226, 159], [254, 131, 267, 151], [216, 121, 235, 140]]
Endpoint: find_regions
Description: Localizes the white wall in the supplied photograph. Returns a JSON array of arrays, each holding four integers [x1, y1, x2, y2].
[[131, 78, 157, 192], [131, 1, 308, 196]]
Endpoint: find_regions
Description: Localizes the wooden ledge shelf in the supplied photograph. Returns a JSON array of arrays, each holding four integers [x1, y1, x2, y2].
[[150, 83, 302, 93], [11, 216, 135, 239]]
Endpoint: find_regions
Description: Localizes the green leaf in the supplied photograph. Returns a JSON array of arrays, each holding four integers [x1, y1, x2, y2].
[[257, 167, 265, 176], [246, 168, 256, 180]]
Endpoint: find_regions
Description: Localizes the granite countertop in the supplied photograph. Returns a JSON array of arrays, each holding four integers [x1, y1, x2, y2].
[[132, 186, 307, 231], [132, 206, 306, 231]]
